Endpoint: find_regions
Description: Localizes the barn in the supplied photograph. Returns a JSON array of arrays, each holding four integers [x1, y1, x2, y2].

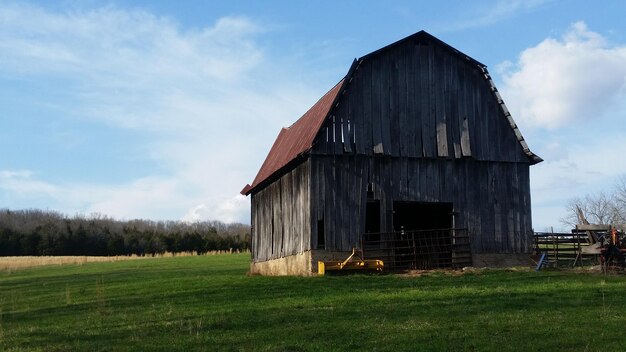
[[241, 30, 542, 275]]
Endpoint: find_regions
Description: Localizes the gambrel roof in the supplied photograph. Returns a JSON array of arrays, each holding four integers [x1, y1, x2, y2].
[[241, 30, 541, 196]]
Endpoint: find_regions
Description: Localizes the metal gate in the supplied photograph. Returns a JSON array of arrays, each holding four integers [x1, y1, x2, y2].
[[361, 228, 472, 270]]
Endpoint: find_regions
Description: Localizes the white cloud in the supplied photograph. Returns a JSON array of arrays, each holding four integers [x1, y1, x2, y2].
[[473, 0, 551, 26], [500, 21, 626, 129], [0, 3, 268, 131], [182, 196, 249, 224], [530, 131, 626, 230], [0, 169, 251, 222], [0, 170, 58, 197], [0, 3, 325, 223], [443, 0, 552, 31], [0, 5, 262, 81], [497, 22, 626, 230]]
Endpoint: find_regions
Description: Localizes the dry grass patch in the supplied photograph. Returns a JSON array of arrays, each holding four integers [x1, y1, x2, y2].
[[0, 250, 245, 271], [0, 255, 150, 271]]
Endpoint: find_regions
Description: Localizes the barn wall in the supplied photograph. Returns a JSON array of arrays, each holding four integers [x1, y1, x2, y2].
[[310, 155, 532, 254], [313, 35, 528, 164], [308, 35, 534, 255], [251, 160, 311, 262]]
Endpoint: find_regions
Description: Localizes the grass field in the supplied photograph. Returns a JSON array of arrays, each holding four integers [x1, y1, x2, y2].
[[1, 254, 625, 351]]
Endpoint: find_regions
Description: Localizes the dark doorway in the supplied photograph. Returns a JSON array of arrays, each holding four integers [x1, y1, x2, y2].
[[317, 219, 325, 249], [393, 201, 452, 231], [365, 200, 381, 237], [392, 201, 454, 269]]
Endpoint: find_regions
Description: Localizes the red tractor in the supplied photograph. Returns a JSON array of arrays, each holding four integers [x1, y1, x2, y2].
[[600, 228, 626, 270]]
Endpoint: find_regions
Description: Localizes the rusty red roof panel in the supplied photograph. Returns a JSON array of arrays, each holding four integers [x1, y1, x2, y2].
[[241, 79, 344, 195]]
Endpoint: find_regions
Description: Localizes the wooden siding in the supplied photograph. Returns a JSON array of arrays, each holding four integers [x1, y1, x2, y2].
[[309, 36, 534, 254], [310, 155, 533, 254], [251, 161, 311, 262], [313, 37, 528, 163]]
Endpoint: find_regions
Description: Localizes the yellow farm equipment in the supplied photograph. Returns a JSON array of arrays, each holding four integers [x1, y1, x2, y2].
[[317, 248, 384, 275]]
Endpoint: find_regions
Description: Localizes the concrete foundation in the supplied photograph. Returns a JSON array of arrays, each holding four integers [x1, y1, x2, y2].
[[250, 251, 535, 276], [250, 251, 314, 276], [250, 250, 358, 276]]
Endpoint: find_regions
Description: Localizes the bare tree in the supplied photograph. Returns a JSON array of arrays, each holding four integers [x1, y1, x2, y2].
[[561, 175, 626, 228]]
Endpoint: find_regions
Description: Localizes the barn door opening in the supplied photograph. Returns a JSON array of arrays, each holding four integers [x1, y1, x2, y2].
[[393, 201, 453, 231], [392, 201, 454, 269], [365, 200, 381, 240]]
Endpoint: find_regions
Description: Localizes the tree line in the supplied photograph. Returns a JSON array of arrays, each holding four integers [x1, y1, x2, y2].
[[0, 209, 250, 256]]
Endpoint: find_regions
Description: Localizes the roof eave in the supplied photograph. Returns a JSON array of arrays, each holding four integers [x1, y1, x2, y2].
[[241, 151, 311, 196], [479, 66, 542, 165]]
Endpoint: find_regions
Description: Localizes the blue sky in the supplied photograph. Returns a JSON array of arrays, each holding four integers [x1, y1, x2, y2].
[[1, 1, 625, 230]]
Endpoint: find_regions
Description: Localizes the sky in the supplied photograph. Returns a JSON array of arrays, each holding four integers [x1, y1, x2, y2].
[[1, 0, 625, 230]]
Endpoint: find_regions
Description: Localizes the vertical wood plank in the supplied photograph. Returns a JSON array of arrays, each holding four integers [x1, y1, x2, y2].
[[435, 45, 449, 157], [406, 43, 417, 157], [380, 55, 393, 156], [371, 58, 384, 155], [422, 42, 435, 158], [398, 43, 410, 158]]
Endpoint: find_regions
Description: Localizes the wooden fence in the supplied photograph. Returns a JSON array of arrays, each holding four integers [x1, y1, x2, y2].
[[534, 231, 599, 268]]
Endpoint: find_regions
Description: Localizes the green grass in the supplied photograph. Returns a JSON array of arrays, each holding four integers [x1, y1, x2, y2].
[[1, 254, 625, 351]]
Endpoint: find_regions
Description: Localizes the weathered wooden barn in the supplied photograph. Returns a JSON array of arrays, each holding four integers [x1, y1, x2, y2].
[[241, 31, 542, 275]]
